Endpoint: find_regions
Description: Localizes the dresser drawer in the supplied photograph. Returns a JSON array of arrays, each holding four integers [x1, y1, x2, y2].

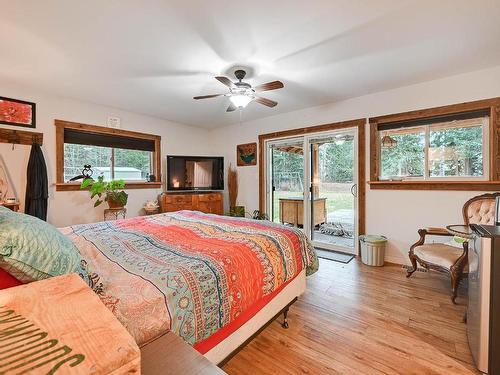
[[163, 194, 193, 204], [163, 203, 193, 212], [198, 193, 222, 202]]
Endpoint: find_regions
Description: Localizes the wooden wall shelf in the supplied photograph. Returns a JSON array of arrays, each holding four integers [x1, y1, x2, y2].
[[0, 128, 43, 146]]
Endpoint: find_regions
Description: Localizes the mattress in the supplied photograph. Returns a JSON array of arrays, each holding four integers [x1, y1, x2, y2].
[[61, 210, 318, 353]]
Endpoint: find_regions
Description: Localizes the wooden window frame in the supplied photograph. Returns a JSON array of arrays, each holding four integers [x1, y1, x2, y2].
[[369, 97, 500, 190], [258, 118, 366, 234], [55, 119, 162, 191]]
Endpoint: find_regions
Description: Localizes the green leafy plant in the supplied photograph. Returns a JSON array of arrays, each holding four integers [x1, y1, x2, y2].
[[80, 176, 128, 208], [250, 210, 269, 220]]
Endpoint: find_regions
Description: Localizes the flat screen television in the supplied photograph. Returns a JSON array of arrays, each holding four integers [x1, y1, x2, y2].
[[166, 155, 224, 191]]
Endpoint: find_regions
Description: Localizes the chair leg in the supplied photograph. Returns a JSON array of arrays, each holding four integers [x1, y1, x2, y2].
[[450, 246, 468, 304], [406, 253, 418, 278], [451, 271, 459, 304]]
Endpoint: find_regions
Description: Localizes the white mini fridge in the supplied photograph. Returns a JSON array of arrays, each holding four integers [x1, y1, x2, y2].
[[469, 224, 500, 374]]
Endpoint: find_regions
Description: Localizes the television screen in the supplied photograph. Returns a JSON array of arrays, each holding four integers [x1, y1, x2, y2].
[[167, 156, 224, 191]]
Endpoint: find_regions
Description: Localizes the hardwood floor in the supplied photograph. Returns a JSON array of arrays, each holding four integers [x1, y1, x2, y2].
[[222, 258, 479, 375]]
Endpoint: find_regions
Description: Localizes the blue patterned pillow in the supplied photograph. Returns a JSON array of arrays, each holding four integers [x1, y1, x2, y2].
[[0, 207, 85, 282]]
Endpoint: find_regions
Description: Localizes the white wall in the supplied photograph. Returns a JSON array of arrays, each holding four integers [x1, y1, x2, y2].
[[0, 83, 211, 227], [209, 65, 500, 264], [4, 65, 500, 263]]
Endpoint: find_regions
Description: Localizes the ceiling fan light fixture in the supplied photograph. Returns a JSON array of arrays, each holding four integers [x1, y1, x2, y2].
[[229, 94, 253, 108]]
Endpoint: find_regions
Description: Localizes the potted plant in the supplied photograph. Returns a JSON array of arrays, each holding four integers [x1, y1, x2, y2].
[[81, 176, 128, 208]]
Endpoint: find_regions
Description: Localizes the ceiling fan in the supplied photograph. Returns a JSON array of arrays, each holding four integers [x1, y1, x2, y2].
[[193, 69, 284, 112]]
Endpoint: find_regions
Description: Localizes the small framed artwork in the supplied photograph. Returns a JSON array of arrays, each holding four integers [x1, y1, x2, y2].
[[237, 142, 257, 166], [0, 96, 36, 128]]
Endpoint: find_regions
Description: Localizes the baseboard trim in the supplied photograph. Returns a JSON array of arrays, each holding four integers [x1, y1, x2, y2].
[[384, 254, 407, 266], [401, 264, 428, 273]]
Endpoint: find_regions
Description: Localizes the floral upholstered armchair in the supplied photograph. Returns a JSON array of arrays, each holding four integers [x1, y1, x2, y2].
[[407, 193, 500, 303]]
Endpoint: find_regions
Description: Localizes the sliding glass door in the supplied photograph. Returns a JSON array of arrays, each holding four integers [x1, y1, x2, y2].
[[265, 128, 359, 255], [307, 130, 357, 254], [267, 138, 305, 225]]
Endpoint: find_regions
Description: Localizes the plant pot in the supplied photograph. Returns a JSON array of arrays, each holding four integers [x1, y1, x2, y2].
[[230, 206, 245, 217], [107, 197, 125, 209]]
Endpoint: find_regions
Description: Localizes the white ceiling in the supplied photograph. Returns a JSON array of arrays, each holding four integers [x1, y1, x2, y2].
[[2, 0, 500, 128]]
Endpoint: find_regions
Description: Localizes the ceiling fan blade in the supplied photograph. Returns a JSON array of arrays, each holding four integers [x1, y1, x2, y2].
[[254, 80, 284, 92], [215, 76, 235, 88], [226, 103, 237, 112], [255, 96, 278, 108], [193, 94, 224, 100]]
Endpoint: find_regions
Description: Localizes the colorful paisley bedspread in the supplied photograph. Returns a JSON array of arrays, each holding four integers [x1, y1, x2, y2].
[[61, 210, 318, 352]]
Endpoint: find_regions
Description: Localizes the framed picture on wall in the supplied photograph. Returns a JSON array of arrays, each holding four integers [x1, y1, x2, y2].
[[0, 96, 36, 128], [237, 142, 257, 166]]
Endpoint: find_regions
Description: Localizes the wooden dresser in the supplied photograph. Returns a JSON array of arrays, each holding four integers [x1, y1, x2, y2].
[[159, 192, 224, 215]]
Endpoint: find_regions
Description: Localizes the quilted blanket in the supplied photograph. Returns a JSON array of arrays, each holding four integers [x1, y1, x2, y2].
[[61, 210, 318, 352]]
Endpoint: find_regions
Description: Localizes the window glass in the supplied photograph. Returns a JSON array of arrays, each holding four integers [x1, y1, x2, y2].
[[63, 144, 152, 182], [64, 143, 111, 182], [429, 123, 483, 177], [114, 148, 152, 181], [380, 129, 425, 179], [379, 116, 487, 181]]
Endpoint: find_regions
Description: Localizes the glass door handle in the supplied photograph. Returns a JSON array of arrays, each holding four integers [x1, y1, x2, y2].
[[350, 184, 357, 197]]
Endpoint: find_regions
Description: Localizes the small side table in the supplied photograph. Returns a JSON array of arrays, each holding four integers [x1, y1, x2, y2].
[[104, 207, 127, 221], [446, 224, 473, 239], [1, 202, 20, 212]]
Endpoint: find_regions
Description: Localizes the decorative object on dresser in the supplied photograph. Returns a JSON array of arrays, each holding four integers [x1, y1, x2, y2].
[[81, 176, 128, 208], [0, 274, 140, 374], [0, 96, 36, 128], [143, 200, 160, 215], [236, 142, 257, 166], [159, 192, 223, 215], [407, 192, 500, 303]]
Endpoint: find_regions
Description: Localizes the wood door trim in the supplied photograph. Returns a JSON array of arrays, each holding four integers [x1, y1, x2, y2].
[[258, 118, 366, 235]]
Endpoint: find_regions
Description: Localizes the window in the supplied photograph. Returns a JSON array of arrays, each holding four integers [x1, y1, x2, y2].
[[63, 144, 152, 182], [55, 120, 161, 191], [369, 97, 500, 190], [379, 116, 488, 181], [380, 127, 425, 179]]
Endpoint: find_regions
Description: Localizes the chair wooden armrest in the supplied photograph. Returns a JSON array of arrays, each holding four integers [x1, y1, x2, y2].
[[423, 227, 453, 236], [410, 227, 454, 254]]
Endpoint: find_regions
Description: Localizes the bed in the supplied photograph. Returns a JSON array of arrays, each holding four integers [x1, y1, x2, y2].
[[56, 210, 318, 364]]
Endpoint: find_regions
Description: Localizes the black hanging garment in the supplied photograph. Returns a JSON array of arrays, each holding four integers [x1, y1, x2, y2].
[[25, 144, 48, 221]]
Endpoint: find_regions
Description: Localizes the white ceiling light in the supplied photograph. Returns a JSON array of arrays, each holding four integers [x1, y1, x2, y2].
[[229, 94, 253, 108]]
